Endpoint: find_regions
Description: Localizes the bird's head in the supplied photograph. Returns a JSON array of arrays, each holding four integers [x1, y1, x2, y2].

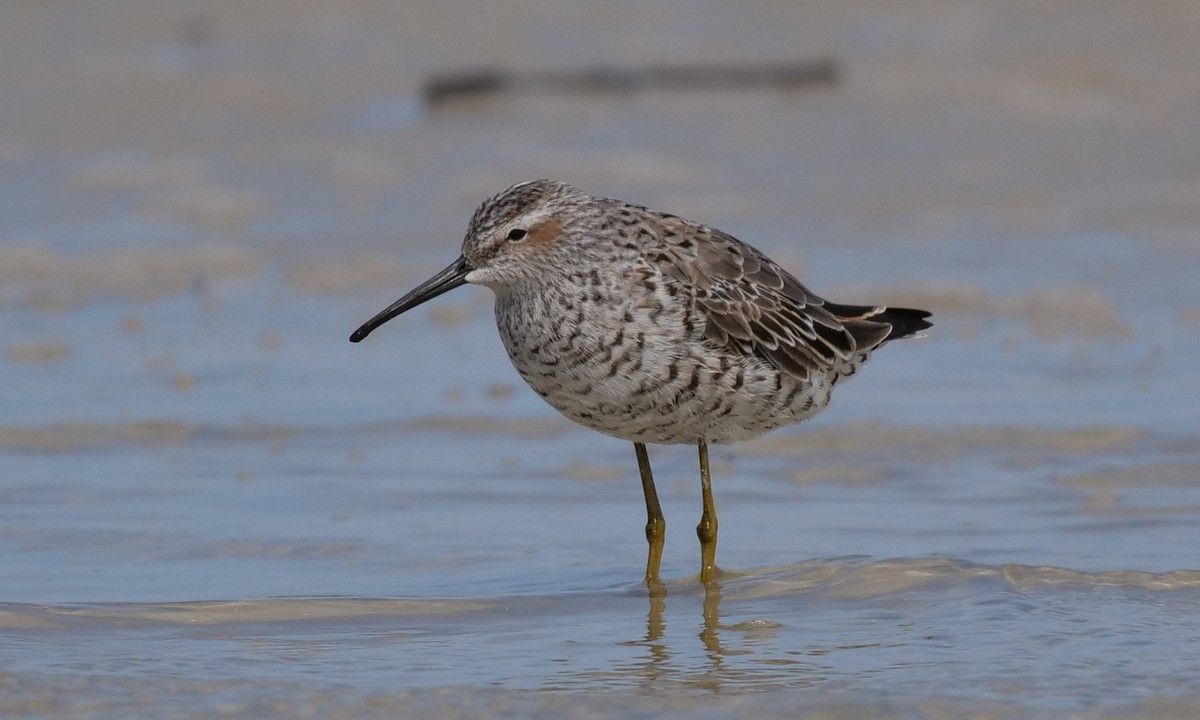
[[459, 178, 587, 288], [349, 179, 586, 342]]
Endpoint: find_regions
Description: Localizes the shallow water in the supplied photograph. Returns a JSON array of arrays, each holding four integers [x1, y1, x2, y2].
[[3, 1, 1200, 718]]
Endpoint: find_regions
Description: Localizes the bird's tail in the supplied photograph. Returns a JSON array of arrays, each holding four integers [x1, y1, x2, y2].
[[825, 302, 933, 342]]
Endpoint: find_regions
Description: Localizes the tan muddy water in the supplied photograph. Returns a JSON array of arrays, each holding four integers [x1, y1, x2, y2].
[[2, 2, 1200, 718]]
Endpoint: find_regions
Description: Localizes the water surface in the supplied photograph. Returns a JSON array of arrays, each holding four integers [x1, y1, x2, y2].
[[2, 1, 1199, 718]]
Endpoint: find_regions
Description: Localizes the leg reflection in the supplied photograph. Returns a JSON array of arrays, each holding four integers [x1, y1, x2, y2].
[[638, 589, 669, 687], [699, 579, 727, 661]]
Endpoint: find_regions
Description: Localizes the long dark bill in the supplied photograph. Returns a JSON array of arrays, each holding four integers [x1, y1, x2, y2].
[[349, 256, 471, 342]]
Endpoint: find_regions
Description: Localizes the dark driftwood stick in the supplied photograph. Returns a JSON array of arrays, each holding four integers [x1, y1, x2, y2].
[[423, 58, 840, 106]]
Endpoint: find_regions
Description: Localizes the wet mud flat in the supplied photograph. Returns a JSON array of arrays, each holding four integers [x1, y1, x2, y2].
[[3, 0, 1200, 718], [2, 560, 1200, 718], [2, 395, 1199, 718]]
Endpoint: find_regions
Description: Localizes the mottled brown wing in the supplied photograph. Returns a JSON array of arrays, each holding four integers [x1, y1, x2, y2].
[[643, 213, 892, 381]]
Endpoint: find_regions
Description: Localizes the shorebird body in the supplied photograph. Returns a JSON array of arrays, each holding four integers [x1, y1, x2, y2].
[[351, 179, 931, 587]]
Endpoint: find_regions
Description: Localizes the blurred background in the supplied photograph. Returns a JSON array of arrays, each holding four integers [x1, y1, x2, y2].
[[2, 2, 1199, 718]]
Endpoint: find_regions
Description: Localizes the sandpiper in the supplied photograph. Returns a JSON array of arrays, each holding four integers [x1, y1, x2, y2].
[[351, 179, 931, 587]]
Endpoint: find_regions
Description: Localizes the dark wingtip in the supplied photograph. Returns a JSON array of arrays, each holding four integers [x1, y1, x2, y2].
[[826, 301, 932, 342], [878, 307, 933, 340]]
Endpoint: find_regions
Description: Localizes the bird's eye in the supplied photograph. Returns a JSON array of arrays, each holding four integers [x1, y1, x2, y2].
[[507, 228, 527, 242]]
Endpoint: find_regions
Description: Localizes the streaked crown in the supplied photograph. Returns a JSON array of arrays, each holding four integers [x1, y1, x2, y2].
[[459, 179, 594, 286]]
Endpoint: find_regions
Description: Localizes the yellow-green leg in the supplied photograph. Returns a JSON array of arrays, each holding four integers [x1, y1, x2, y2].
[[697, 440, 719, 584], [635, 442, 666, 591]]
